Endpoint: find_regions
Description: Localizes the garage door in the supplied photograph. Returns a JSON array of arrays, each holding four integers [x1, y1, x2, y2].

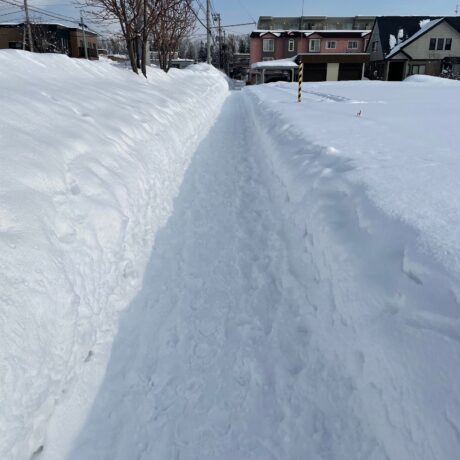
[[303, 64, 327, 82], [338, 63, 363, 81]]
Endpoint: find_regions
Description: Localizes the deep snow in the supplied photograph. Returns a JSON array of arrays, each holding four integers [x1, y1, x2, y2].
[[2, 50, 460, 460], [245, 78, 460, 460], [66, 92, 387, 460], [0, 51, 228, 459]]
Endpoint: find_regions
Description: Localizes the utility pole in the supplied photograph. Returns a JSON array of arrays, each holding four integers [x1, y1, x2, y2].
[[23, 0, 33, 52], [80, 10, 89, 59], [206, 0, 211, 64], [213, 13, 222, 69]]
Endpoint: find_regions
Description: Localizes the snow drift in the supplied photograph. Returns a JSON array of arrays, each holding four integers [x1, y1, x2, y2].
[[0, 50, 228, 459], [245, 79, 460, 459]]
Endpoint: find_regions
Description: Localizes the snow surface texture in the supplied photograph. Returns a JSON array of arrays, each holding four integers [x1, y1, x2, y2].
[[67, 81, 459, 460], [0, 51, 228, 460], [66, 91, 388, 460], [246, 80, 460, 460], [2, 51, 460, 460]]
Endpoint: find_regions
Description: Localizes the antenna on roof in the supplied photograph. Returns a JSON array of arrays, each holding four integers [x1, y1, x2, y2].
[[301, 0, 305, 17], [456, 2, 459, 15]]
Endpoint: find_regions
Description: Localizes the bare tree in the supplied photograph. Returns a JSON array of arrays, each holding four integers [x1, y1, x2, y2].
[[82, 0, 160, 76], [151, 0, 195, 72]]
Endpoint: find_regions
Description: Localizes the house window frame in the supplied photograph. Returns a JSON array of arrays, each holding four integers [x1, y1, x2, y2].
[[410, 64, 426, 75], [445, 38, 452, 50], [309, 39, 321, 52], [288, 39, 295, 52], [262, 57, 274, 61], [371, 41, 378, 52], [263, 38, 275, 52], [326, 41, 337, 49], [348, 40, 359, 50], [364, 38, 369, 50], [437, 38, 445, 50], [429, 38, 436, 50]]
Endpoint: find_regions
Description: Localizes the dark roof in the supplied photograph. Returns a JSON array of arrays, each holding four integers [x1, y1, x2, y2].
[[445, 17, 460, 32], [314, 31, 365, 38], [0, 22, 98, 36], [375, 16, 440, 56]]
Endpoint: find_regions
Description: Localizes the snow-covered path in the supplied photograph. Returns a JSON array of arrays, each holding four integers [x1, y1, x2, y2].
[[65, 93, 386, 460]]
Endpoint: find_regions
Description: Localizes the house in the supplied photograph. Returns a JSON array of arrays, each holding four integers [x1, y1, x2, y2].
[[366, 16, 460, 80], [0, 22, 98, 58], [250, 29, 371, 83]]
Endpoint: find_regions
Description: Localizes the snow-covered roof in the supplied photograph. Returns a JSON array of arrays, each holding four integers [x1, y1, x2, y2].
[[0, 20, 98, 34], [386, 18, 444, 59], [251, 57, 298, 70]]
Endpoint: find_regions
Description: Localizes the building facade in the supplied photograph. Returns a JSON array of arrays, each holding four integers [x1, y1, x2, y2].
[[367, 17, 460, 80], [250, 28, 371, 82], [257, 16, 375, 31], [0, 23, 98, 58]]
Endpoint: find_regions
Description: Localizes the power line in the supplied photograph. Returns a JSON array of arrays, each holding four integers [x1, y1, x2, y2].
[[0, 0, 82, 25], [235, 0, 256, 24], [0, 9, 20, 17], [210, 21, 255, 29]]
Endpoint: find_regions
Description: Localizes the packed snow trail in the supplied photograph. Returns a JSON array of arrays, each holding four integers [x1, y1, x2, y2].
[[65, 92, 387, 460]]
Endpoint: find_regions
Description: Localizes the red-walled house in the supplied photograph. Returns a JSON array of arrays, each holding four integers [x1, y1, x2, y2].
[[250, 30, 371, 82]]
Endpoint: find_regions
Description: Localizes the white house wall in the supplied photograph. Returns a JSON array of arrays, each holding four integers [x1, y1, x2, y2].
[[404, 21, 460, 60]]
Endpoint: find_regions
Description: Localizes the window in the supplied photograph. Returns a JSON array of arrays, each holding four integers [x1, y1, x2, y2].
[[410, 64, 426, 75], [437, 38, 445, 50], [263, 39, 274, 52], [326, 41, 336, 49], [371, 41, 378, 52], [445, 38, 452, 50], [309, 39, 320, 52], [288, 39, 295, 52], [8, 42, 22, 49], [348, 40, 358, 49], [429, 38, 436, 50], [262, 57, 274, 61], [365, 39, 369, 50]]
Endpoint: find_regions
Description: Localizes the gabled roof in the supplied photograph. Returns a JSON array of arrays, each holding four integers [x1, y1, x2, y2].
[[386, 18, 443, 59], [251, 29, 371, 38], [374, 16, 440, 57], [444, 17, 460, 32], [385, 16, 460, 59]]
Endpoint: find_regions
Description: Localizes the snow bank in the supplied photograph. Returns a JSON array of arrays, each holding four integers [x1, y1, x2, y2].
[[0, 50, 228, 459], [405, 74, 460, 85], [245, 80, 460, 459]]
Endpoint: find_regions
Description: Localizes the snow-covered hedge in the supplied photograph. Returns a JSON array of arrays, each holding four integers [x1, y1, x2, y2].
[[0, 50, 228, 459]]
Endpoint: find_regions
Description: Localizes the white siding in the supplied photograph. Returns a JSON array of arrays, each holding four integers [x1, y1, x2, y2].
[[404, 21, 460, 59]]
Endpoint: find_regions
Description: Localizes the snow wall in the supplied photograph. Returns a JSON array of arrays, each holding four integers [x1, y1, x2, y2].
[[0, 50, 228, 459], [245, 86, 460, 460]]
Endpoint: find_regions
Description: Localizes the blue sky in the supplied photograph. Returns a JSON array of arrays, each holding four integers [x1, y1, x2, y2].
[[1, 0, 458, 37]]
